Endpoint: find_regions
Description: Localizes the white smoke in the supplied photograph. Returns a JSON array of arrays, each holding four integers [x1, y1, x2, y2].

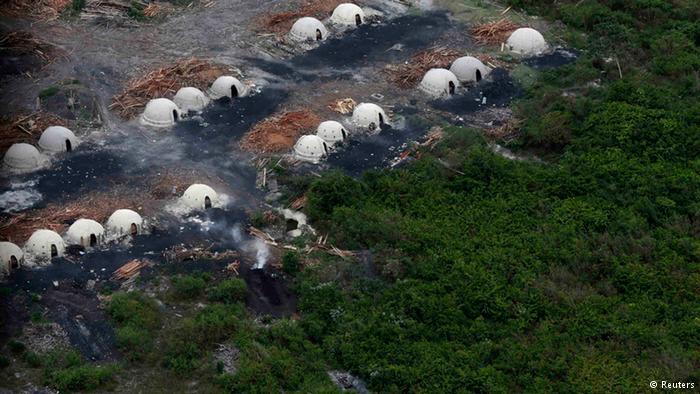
[[252, 238, 270, 269], [230, 223, 245, 243]]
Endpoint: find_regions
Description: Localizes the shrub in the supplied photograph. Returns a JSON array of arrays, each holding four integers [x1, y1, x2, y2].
[[163, 304, 244, 375], [127, 1, 145, 20], [45, 364, 117, 391], [208, 279, 248, 304], [70, 0, 85, 13], [41, 349, 117, 391], [306, 170, 366, 222], [106, 292, 160, 360], [106, 292, 160, 329], [172, 275, 207, 300], [23, 351, 42, 368], [282, 252, 301, 275]]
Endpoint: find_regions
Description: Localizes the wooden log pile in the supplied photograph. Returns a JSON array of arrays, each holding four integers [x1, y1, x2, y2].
[[112, 259, 152, 280]]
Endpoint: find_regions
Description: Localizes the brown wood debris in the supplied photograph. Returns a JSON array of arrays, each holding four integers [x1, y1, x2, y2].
[[112, 259, 152, 280], [163, 243, 239, 263], [240, 110, 320, 154], [110, 58, 231, 119], [471, 18, 519, 45], [255, 0, 345, 35], [327, 98, 356, 115], [384, 46, 462, 89]]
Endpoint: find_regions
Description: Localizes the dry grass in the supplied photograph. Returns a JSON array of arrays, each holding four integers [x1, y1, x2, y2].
[[0, 112, 69, 152], [327, 98, 356, 115], [485, 118, 522, 140], [255, 0, 345, 35], [0, 0, 71, 21], [474, 53, 508, 69], [143, 2, 173, 18], [471, 18, 519, 44], [0, 190, 144, 243], [110, 58, 231, 119], [240, 110, 321, 153], [384, 46, 462, 89]]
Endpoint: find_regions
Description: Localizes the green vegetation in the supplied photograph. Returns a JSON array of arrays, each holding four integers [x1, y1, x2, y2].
[[208, 278, 248, 304], [171, 273, 209, 300], [282, 251, 301, 275], [41, 350, 117, 392], [217, 319, 337, 392], [38, 86, 59, 100], [127, 1, 145, 21], [70, 0, 85, 14], [163, 303, 244, 374], [285, 1, 700, 392], [100, 280, 336, 392], [106, 292, 161, 361]]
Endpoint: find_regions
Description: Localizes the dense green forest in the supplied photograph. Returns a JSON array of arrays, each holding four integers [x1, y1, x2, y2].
[[293, 0, 700, 391]]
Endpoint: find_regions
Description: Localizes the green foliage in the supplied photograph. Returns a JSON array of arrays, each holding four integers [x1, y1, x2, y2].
[[249, 210, 268, 228], [70, 0, 85, 13], [163, 303, 244, 374], [216, 320, 337, 393], [41, 349, 117, 391], [47, 1, 699, 392], [23, 351, 42, 368], [172, 274, 208, 300], [106, 292, 160, 361], [208, 279, 248, 304], [38, 86, 60, 100], [127, 1, 145, 20], [46, 364, 117, 392], [306, 170, 366, 223], [282, 251, 301, 275], [107, 292, 160, 329]]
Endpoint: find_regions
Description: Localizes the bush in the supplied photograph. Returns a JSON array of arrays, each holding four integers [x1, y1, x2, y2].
[[208, 279, 248, 304], [106, 292, 160, 360], [23, 351, 42, 368], [127, 1, 145, 20], [41, 349, 117, 392], [106, 292, 160, 329], [70, 0, 85, 13], [306, 170, 366, 222], [282, 252, 301, 275], [115, 326, 153, 362], [46, 364, 117, 392], [163, 304, 244, 375], [172, 275, 207, 300]]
